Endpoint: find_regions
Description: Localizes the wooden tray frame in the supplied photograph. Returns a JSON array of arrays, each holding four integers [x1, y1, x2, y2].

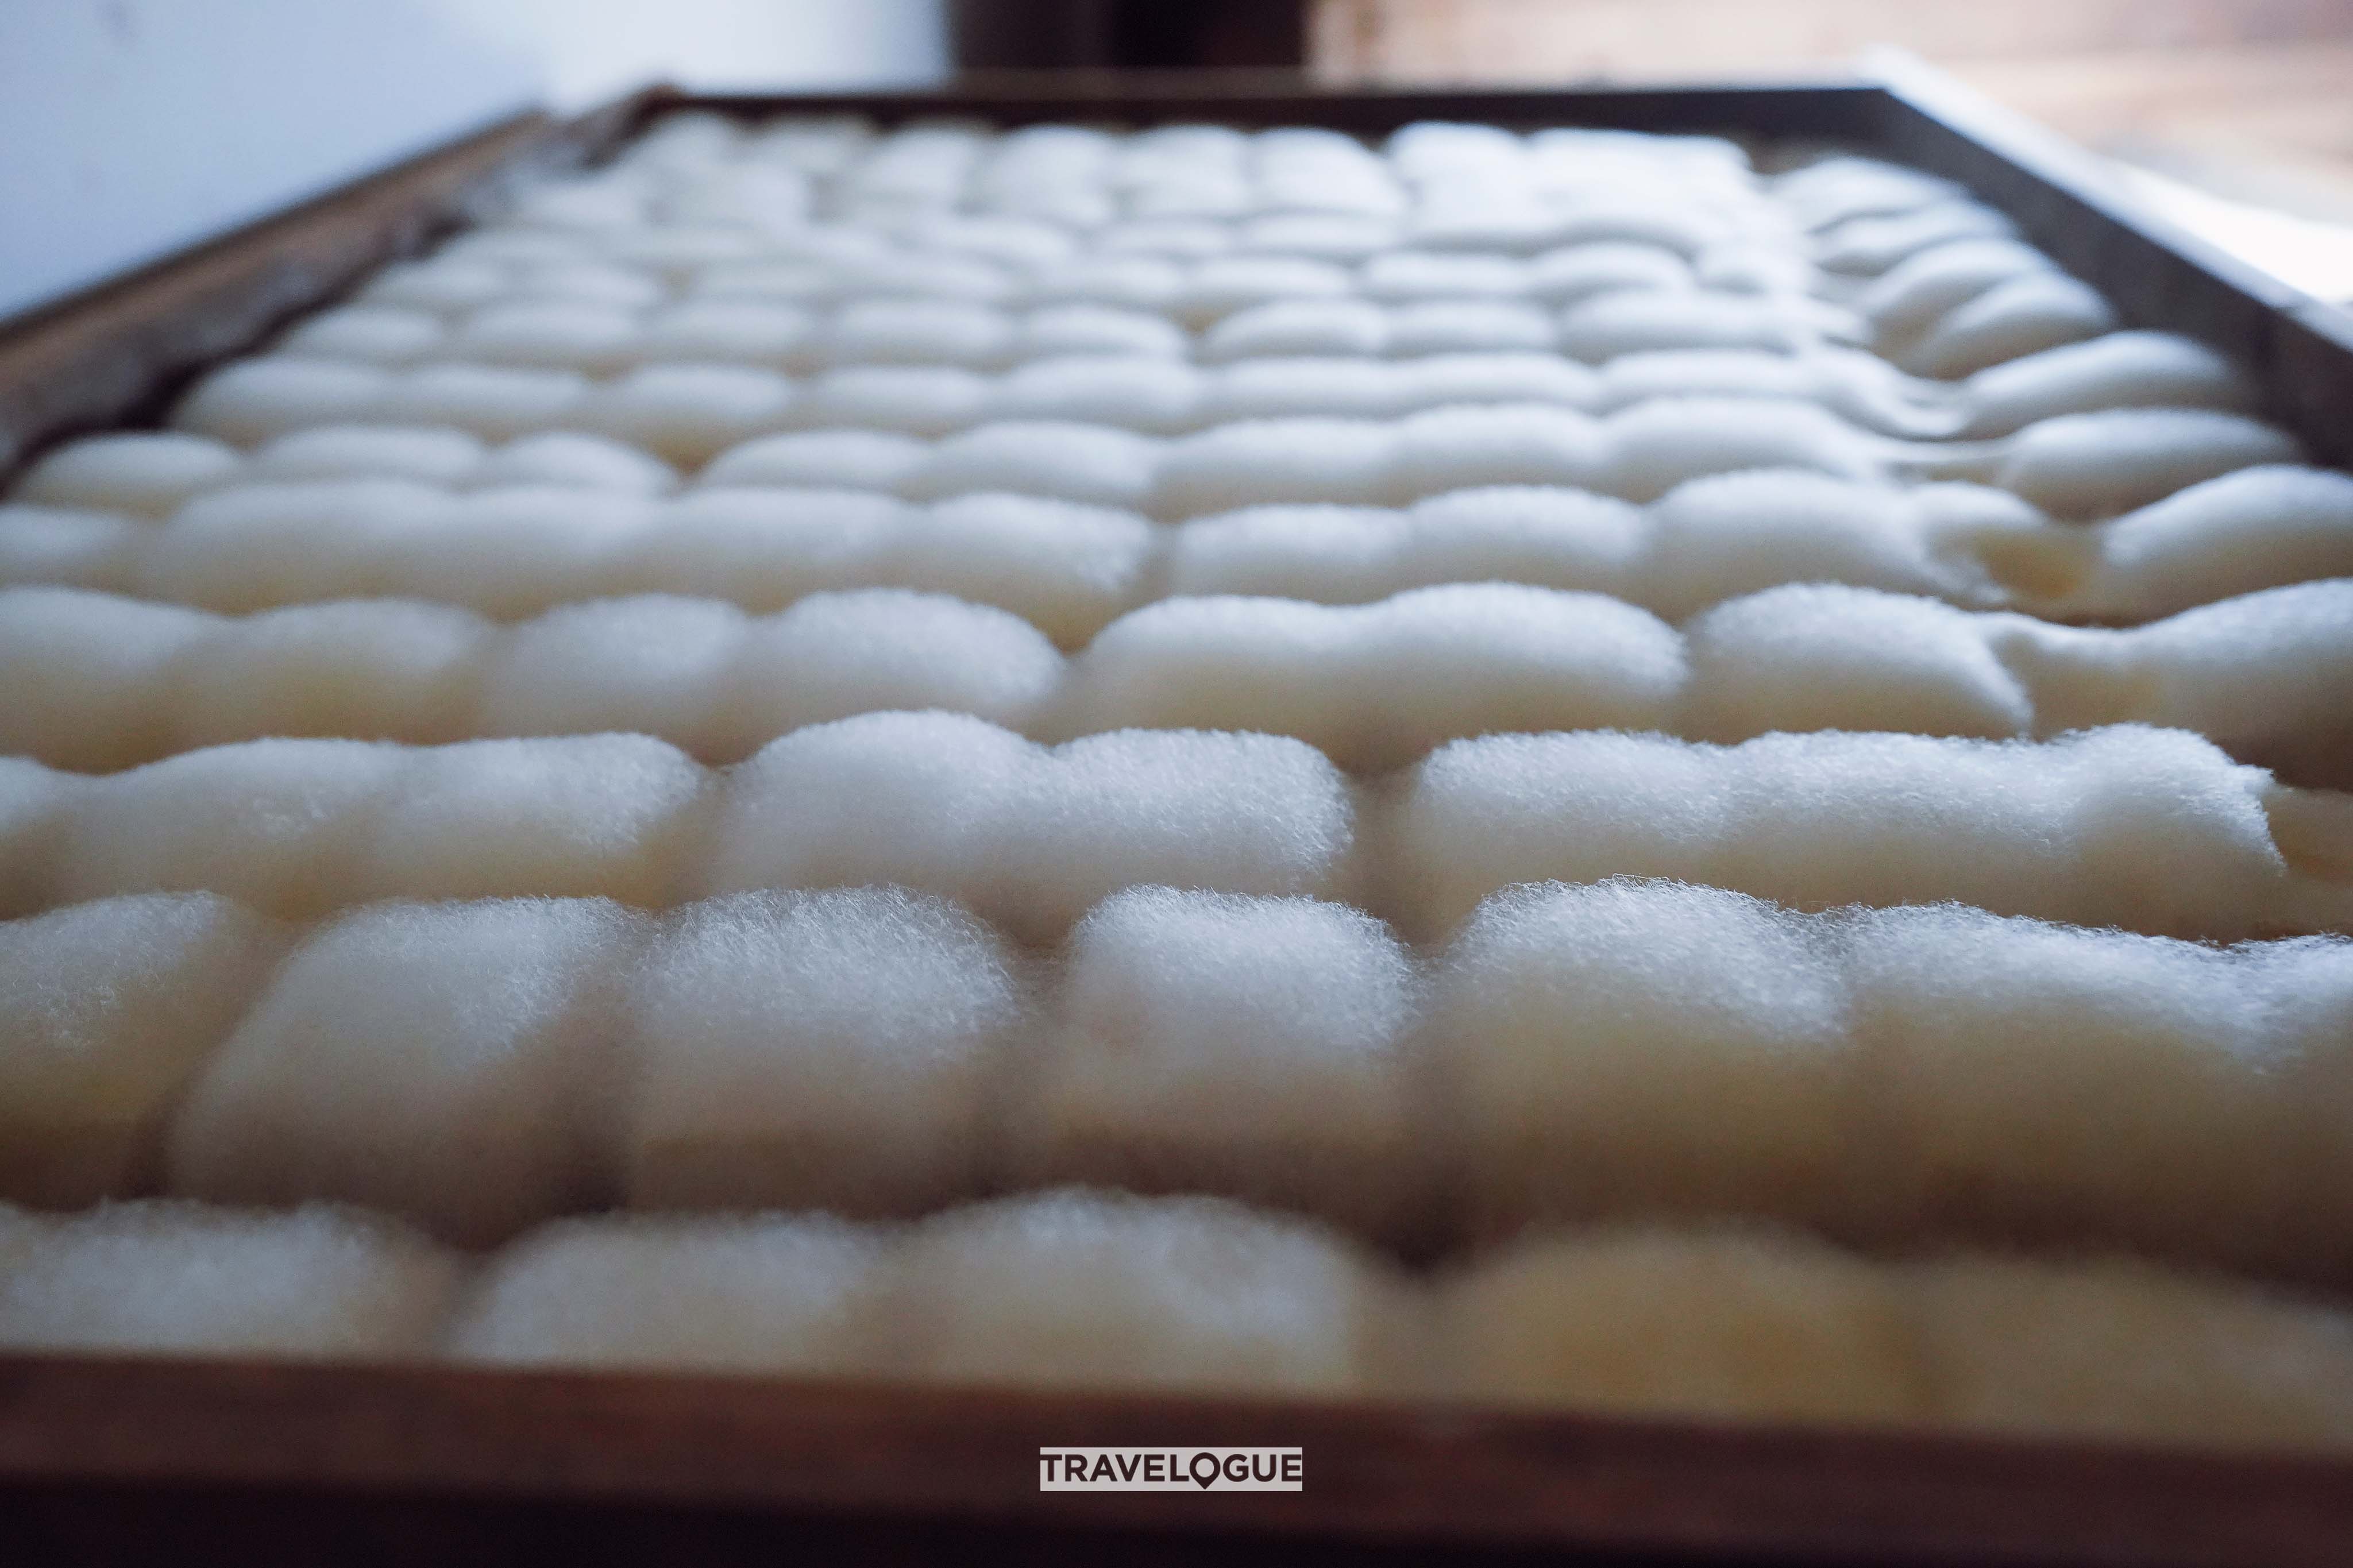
[[5, 65, 2353, 1565]]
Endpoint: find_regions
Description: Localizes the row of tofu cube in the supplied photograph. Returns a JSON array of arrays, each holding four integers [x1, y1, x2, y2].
[[8, 874, 2353, 1286], [6, 1188, 2352, 1454]]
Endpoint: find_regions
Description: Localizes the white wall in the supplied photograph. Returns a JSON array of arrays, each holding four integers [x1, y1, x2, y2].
[[427, 0, 950, 109], [0, 0, 948, 322]]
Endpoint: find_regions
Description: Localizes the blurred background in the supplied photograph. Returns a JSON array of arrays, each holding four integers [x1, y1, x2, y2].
[[5, 0, 2350, 319], [1303, 0, 2353, 304]]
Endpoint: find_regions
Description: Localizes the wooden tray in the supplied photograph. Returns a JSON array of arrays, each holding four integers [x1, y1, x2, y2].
[[5, 67, 2352, 1565]]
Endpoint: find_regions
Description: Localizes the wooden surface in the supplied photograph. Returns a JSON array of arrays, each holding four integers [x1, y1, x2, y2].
[[675, 72, 1888, 139], [1955, 41, 2353, 206], [1309, 0, 2353, 84], [5, 1352, 2352, 1566], [7, 73, 2353, 1562]]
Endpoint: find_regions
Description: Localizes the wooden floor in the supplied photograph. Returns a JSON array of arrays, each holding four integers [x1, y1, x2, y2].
[[1311, 1, 2353, 299]]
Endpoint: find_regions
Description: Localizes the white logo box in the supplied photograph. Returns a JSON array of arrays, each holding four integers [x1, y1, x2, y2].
[[1039, 1447, 1304, 1492]]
